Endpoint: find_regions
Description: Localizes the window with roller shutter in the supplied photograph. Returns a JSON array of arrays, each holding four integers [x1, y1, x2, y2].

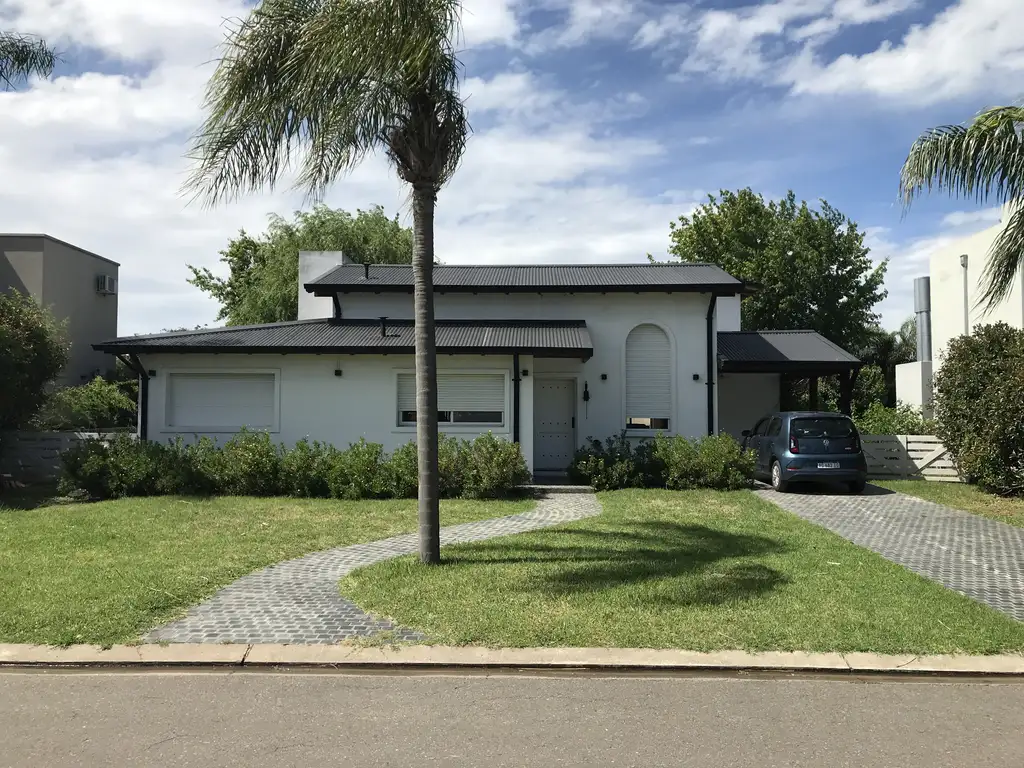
[[397, 372, 506, 426], [625, 324, 671, 430], [166, 372, 278, 432]]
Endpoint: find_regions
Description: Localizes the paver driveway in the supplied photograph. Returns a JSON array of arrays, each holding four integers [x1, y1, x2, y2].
[[146, 491, 601, 644], [757, 484, 1024, 621]]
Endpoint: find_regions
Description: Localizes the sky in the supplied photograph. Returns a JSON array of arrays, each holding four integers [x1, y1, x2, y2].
[[1, 0, 1020, 336]]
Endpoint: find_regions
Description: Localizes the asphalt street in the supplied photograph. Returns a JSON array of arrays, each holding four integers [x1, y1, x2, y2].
[[2, 670, 1022, 767]]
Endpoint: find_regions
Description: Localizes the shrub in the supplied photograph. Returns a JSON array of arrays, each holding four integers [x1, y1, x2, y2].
[[58, 434, 165, 499], [437, 434, 471, 498], [569, 432, 755, 491], [33, 376, 137, 430], [280, 439, 336, 498], [934, 322, 1024, 495], [568, 433, 664, 491], [387, 441, 419, 498], [854, 402, 934, 436], [327, 438, 392, 500], [217, 429, 283, 496], [463, 433, 531, 499], [158, 437, 221, 496], [0, 291, 69, 429]]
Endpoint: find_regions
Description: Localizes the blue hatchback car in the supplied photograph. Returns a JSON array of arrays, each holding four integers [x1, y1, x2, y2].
[[741, 411, 868, 494]]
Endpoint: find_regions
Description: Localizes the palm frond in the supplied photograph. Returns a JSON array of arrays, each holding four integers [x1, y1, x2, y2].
[[0, 31, 56, 90], [978, 205, 1024, 310], [186, 0, 469, 206], [900, 106, 1024, 311]]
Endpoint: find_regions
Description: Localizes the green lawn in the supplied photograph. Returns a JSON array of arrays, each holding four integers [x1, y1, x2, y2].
[[341, 489, 1024, 654], [0, 492, 531, 646], [876, 480, 1024, 529]]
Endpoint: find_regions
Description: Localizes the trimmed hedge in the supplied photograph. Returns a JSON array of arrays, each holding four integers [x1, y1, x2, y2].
[[58, 430, 530, 501], [568, 432, 755, 491]]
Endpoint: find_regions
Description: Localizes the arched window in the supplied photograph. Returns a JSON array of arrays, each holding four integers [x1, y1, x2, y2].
[[625, 324, 671, 430]]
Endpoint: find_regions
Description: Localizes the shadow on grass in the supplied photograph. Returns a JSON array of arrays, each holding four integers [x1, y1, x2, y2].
[[0, 484, 62, 511], [444, 521, 790, 606]]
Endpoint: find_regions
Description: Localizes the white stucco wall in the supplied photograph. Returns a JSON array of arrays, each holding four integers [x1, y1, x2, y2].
[[338, 290, 716, 440], [717, 373, 780, 440], [929, 209, 1024, 365], [140, 352, 537, 469], [895, 361, 933, 418], [717, 295, 741, 332]]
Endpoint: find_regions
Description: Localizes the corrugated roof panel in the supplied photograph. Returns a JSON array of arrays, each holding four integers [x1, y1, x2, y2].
[[717, 331, 860, 364], [94, 319, 593, 358], [306, 263, 742, 292]]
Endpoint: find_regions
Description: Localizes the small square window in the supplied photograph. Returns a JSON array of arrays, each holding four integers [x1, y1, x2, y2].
[[627, 417, 670, 430]]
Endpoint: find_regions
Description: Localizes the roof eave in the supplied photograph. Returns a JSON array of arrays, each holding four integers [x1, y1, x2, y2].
[[719, 360, 863, 374], [305, 283, 743, 296], [94, 343, 594, 360]]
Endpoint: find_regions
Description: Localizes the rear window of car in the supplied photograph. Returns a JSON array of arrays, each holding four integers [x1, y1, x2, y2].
[[790, 417, 856, 438]]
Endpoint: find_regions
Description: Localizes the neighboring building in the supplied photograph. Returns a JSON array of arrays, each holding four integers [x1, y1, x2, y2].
[[1, 234, 120, 385], [95, 257, 859, 475], [897, 205, 1024, 417]]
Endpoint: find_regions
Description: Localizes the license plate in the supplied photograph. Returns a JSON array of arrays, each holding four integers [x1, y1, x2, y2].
[[817, 462, 840, 469]]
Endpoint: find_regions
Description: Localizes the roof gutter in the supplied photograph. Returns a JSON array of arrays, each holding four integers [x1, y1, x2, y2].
[[706, 294, 717, 436]]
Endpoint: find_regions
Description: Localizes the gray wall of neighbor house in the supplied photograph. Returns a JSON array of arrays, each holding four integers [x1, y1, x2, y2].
[[1, 235, 120, 385]]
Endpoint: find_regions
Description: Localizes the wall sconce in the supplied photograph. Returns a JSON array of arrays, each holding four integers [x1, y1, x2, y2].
[[692, 373, 701, 381], [521, 369, 530, 377], [600, 373, 607, 381], [334, 369, 343, 377], [147, 370, 156, 377]]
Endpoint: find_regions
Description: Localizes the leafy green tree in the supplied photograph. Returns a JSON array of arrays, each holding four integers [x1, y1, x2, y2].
[[857, 318, 916, 407], [0, 31, 55, 90], [668, 188, 887, 353], [0, 292, 69, 428], [901, 106, 1024, 310], [189, 205, 413, 325], [185, 0, 469, 564]]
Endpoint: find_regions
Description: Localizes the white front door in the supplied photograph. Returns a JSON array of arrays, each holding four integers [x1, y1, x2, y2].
[[534, 379, 576, 471]]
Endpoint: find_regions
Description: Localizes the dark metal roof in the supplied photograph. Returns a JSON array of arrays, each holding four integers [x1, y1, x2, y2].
[[94, 319, 593, 359], [717, 331, 861, 373], [306, 263, 743, 295]]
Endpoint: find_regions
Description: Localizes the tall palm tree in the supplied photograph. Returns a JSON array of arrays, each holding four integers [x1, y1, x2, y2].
[[0, 31, 55, 90], [859, 318, 916, 407], [900, 106, 1024, 311], [186, 0, 469, 564]]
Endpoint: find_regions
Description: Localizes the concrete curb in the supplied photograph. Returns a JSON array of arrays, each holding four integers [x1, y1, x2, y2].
[[2, 644, 1024, 676]]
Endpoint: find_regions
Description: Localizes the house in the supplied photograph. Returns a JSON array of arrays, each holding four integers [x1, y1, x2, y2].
[[1, 234, 119, 385], [896, 204, 1022, 418], [94, 256, 860, 474]]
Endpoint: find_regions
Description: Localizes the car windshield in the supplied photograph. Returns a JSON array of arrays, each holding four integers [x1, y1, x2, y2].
[[790, 417, 856, 438]]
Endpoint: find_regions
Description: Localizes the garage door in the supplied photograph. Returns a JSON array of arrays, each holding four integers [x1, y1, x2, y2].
[[167, 372, 276, 431]]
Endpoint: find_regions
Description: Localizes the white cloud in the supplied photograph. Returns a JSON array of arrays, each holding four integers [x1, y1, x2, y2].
[[787, 0, 1024, 104], [0, 0, 679, 335], [525, 0, 642, 52], [461, 0, 521, 47], [941, 207, 1003, 229]]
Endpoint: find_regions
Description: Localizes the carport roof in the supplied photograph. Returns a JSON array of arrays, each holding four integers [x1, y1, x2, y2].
[[717, 330, 861, 373], [94, 318, 594, 359]]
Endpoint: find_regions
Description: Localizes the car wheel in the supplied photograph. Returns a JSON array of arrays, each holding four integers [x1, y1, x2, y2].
[[771, 460, 789, 493], [848, 479, 866, 495]]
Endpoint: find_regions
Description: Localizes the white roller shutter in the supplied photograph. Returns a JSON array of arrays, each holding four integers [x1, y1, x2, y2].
[[397, 372, 505, 423], [168, 372, 276, 430], [625, 324, 671, 420]]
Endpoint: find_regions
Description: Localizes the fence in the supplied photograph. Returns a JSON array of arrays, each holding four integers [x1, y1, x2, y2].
[[0, 431, 128, 484], [861, 434, 959, 482]]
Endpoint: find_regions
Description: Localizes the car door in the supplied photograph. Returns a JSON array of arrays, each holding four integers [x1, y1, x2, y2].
[[761, 416, 782, 472], [746, 417, 769, 476]]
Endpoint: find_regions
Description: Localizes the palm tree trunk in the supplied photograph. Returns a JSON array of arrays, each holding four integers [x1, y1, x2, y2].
[[412, 184, 440, 564]]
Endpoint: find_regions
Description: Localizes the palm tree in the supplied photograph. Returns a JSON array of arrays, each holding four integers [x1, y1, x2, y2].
[[858, 318, 916, 407], [0, 31, 55, 90], [186, 0, 469, 564], [900, 106, 1024, 310]]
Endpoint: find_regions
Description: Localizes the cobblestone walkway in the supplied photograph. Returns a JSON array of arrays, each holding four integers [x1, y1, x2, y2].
[[756, 485, 1024, 621], [146, 492, 601, 644]]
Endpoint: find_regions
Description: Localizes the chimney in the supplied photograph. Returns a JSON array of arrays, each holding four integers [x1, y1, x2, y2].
[[380, 316, 387, 338], [364, 263, 370, 280], [914, 276, 931, 362]]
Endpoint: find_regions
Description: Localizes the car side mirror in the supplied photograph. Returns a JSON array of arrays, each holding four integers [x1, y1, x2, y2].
[[741, 429, 751, 437]]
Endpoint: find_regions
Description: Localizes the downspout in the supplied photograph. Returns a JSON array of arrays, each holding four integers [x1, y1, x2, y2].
[[117, 353, 149, 441], [512, 353, 521, 444], [706, 295, 717, 436]]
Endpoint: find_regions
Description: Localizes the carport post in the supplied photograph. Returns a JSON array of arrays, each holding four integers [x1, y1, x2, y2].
[[808, 376, 819, 410]]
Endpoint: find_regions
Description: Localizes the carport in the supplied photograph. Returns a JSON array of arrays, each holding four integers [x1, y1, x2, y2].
[[716, 330, 863, 439]]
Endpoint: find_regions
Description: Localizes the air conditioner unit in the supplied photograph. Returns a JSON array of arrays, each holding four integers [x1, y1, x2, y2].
[[95, 275, 117, 295]]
